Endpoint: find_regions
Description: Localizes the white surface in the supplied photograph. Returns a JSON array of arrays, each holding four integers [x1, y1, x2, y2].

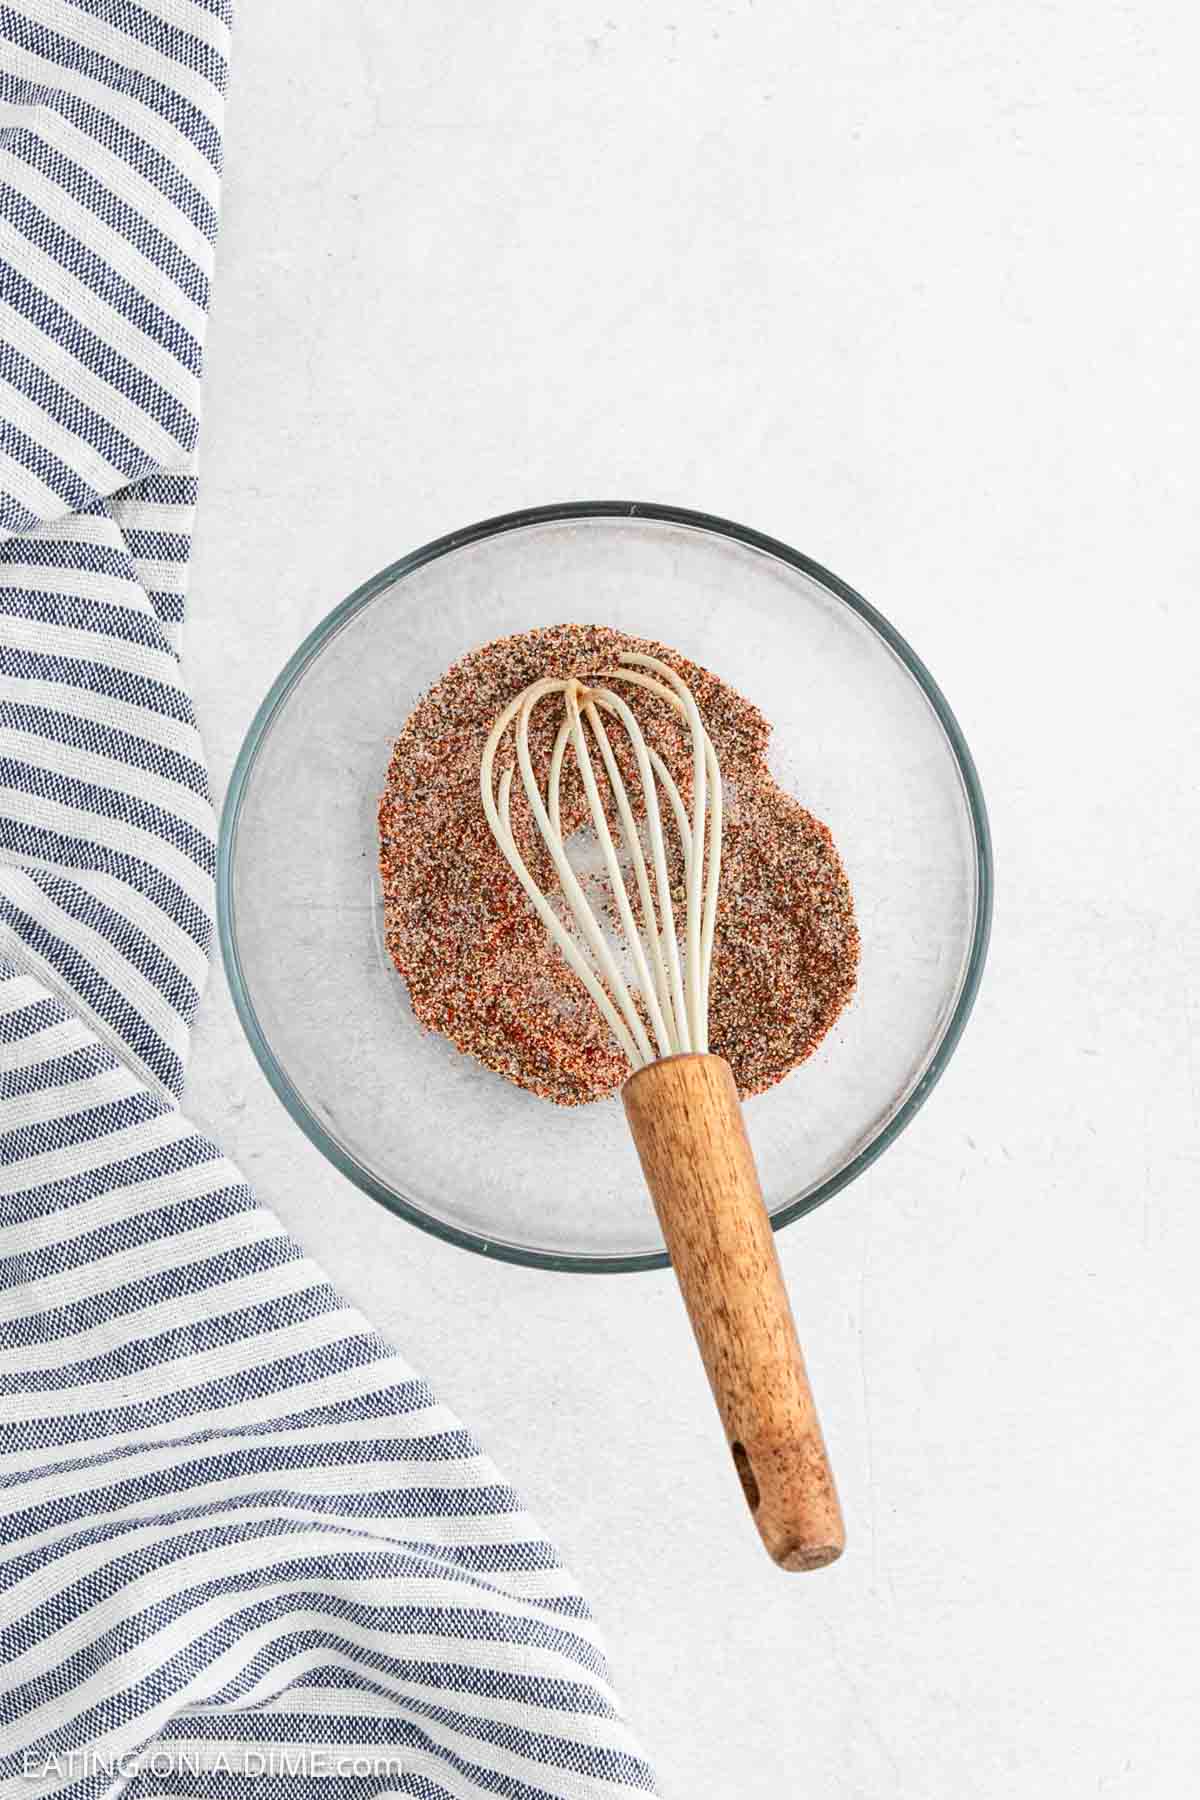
[[186, 5, 1200, 1795]]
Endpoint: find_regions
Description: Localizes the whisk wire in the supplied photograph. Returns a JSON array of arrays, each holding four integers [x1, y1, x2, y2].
[[484, 688, 646, 1067], [608, 657, 714, 1048], [493, 766, 643, 1065], [563, 681, 675, 1060], [582, 689, 689, 1056], [515, 686, 655, 1063], [480, 651, 723, 1072]]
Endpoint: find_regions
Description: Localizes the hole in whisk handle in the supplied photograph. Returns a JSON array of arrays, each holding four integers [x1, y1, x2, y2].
[[731, 1441, 760, 1512]]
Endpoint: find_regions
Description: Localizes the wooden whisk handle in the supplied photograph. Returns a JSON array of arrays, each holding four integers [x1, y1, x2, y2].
[[622, 1053, 844, 1571]]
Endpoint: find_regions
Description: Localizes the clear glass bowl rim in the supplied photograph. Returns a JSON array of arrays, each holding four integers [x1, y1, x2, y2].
[[217, 499, 994, 1273]]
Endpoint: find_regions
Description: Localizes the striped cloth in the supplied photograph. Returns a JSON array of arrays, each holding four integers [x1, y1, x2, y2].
[[0, 6, 656, 1795]]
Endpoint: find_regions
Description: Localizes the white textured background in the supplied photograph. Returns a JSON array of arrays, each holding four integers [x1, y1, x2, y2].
[[186, 5, 1200, 1795]]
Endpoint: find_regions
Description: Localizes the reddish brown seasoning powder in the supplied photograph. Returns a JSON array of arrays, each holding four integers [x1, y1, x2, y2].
[[378, 624, 859, 1106]]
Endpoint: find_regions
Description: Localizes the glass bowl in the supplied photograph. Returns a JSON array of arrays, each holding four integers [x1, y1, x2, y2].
[[217, 502, 992, 1271]]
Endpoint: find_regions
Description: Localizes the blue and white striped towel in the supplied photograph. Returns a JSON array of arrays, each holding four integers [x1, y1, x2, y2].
[[0, 6, 657, 1794]]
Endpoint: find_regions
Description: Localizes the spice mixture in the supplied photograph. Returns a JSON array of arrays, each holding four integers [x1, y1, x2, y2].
[[378, 624, 859, 1105]]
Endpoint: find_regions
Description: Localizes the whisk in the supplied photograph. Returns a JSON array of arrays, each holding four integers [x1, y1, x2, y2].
[[482, 651, 844, 1570]]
